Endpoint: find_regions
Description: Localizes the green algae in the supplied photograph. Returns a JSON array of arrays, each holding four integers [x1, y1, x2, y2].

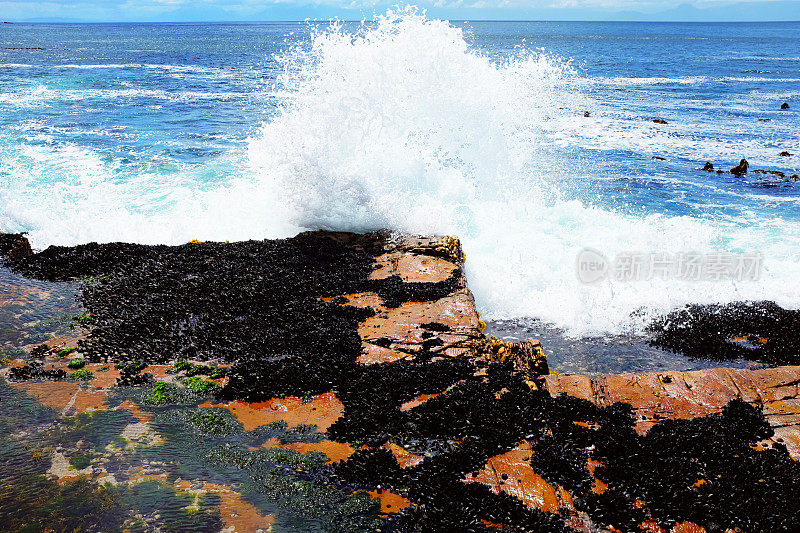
[[185, 376, 220, 394], [70, 368, 93, 381]]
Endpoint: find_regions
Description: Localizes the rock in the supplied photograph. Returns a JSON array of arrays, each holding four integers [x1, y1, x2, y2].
[[651, 156, 666, 161], [0, 233, 33, 262], [583, 111, 591, 118], [753, 169, 786, 178], [780, 151, 793, 157], [782, 102, 790, 110], [544, 365, 800, 459], [653, 118, 668, 125], [730, 158, 749, 175], [478, 338, 548, 381], [700, 161, 714, 171], [759, 118, 772, 122]]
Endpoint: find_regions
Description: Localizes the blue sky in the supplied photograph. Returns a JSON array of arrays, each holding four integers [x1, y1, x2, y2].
[[3, 0, 799, 22]]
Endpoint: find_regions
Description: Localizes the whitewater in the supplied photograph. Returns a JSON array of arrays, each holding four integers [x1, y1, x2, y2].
[[1, 9, 799, 336]]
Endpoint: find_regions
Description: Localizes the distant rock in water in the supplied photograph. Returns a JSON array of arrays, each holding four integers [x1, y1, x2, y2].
[[700, 161, 714, 172], [780, 151, 793, 157], [651, 155, 665, 161], [782, 102, 791, 110], [653, 118, 668, 124], [583, 111, 591, 117], [759, 118, 772, 122], [752, 169, 786, 178], [730, 159, 749, 175]]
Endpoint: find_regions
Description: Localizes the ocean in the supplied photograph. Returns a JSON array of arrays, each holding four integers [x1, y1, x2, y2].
[[2, 9, 799, 347]]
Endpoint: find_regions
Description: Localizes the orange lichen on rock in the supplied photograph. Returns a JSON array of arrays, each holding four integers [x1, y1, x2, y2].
[[203, 391, 344, 432], [544, 365, 800, 458], [464, 440, 560, 513], [366, 489, 412, 514]]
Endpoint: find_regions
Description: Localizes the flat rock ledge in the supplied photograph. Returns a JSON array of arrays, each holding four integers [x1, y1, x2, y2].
[[1, 230, 799, 533]]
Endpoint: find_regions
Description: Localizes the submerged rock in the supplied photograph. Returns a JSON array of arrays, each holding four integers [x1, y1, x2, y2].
[[652, 118, 668, 124]]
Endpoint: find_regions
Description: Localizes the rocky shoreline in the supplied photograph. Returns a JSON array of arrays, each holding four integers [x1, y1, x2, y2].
[[1, 231, 799, 532]]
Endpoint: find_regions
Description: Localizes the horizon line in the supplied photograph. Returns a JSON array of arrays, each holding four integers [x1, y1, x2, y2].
[[5, 18, 800, 24]]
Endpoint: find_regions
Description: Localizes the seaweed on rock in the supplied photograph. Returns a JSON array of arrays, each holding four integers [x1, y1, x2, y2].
[[6, 231, 800, 532], [648, 300, 800, 365]]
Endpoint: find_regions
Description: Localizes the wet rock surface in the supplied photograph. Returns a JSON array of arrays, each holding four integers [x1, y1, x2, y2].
[[2, 231, 800, 532]]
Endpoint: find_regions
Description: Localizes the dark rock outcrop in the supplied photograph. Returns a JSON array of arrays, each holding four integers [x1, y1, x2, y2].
[[651, 156, 665, 161], [652, 118, 668, 125], [730, 158, 749, 175], [700, 161, 714, 171], [782, 102, 791, 110], [0, 233, 32, 262], [780, 151, 793, 157]]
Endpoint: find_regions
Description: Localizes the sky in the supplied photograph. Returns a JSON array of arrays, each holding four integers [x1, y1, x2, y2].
[[2, 0, 799, 22]]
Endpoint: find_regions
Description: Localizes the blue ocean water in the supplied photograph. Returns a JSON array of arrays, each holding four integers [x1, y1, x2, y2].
[[1, 11, 799, 337]]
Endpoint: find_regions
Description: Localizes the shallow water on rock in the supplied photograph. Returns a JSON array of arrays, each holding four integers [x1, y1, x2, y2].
[[0, 266, 82, 356], [485, 318, 758, 375]]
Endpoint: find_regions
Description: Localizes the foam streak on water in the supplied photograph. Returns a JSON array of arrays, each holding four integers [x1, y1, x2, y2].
[[1, 11, 799, 336]]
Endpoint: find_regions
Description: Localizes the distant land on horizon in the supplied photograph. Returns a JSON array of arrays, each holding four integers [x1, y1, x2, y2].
[[5, 1, 800, 24]]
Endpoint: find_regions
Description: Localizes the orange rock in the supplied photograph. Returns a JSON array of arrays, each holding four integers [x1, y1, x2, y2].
[[544, 365, 800, 458], [171, 479, 274, 532], [11, 381, 80, 411], [278, 440, 355, 464], [71, 389, 108, 413], [87, 363, 120, 388], [204, 391, 344, 432], [672, 522, 706, 533], [118, 399, 153, 422], [384, 442, 424, 468], [464, 440, 560, 513], [366, 489, 412, 514], [358, 290, 482, 361], [400, 393, 440, 411], [371, 252, 457, 283], [358, 343, 411, 365]]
